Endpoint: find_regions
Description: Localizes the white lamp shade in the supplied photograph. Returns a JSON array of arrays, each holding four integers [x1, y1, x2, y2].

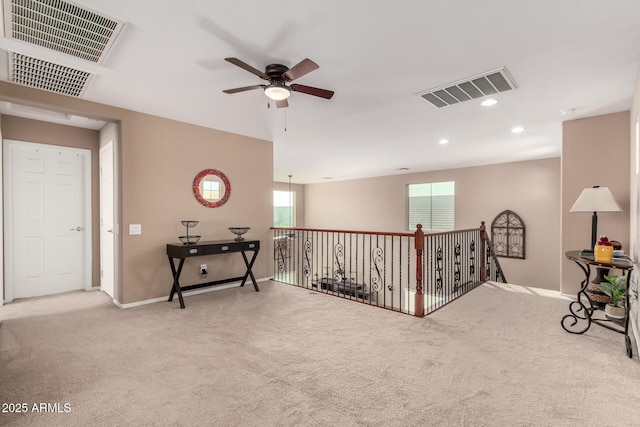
[[264, 85, 291, 101], [569, 186, 622, 213]]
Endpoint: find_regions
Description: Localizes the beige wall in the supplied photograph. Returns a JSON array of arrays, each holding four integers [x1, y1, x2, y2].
[[1, 115, 101, 287], [0, 115, 3, 305], [304, 157, 561, 290], [561, 111, 631, 295], [118, 113, 273, 304], [630, 68, 640, 347], [0, 81, 273, 305]]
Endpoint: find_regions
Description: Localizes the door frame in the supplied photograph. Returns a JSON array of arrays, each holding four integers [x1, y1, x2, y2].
[[2, 139, 92, 302], [99, 140, 115, 299]]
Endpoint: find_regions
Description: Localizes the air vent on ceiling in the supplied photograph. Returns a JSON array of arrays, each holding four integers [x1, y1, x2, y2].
[[3, 0, 125, 64], [417, 67, 517, 108], [9, 51, 94, 97]]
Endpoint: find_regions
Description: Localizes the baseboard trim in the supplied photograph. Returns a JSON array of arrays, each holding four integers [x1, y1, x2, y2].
[[560, 292, 576, 300], [113, 277, 271, 309]]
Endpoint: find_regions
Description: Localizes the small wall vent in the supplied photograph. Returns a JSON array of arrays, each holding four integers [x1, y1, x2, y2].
[[417, 67, 517, 108], [9, 51, 94, 97], [3, 0, 125, 64]]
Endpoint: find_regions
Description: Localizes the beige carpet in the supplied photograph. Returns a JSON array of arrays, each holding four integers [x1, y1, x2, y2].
[[1, 281, 639, 427]]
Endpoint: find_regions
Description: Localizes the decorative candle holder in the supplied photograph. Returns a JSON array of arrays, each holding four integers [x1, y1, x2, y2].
[[229, 227, 250, 241], [594, 244, 613, 263], [594, 235, 614, 263], [179, 220, 201, 245]]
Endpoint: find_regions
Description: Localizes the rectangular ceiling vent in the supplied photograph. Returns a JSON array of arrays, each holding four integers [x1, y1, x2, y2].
[[3, 0, 125, 64], [417, 67, 517, 108], [9, 51, 94, 97]]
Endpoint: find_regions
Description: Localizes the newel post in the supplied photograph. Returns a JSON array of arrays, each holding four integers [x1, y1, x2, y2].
[[480, 221, 487, 282], [414, 224, 425, 317]]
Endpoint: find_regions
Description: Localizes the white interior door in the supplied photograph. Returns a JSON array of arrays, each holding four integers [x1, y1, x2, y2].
[[3, 140, 91, 301], [100, 141, 115, 298]]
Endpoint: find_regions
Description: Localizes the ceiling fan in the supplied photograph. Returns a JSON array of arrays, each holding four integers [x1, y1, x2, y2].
[[222, 57, 334, 108]]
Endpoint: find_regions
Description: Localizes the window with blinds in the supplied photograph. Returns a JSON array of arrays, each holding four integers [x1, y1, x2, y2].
[[408, 181, 455, 231], [274, 191, 295, 227]]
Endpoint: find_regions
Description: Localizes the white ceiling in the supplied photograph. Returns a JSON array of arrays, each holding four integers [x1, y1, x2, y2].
[[0, 0, 639, 184]]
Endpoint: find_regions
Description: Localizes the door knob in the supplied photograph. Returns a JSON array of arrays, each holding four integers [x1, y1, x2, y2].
[[107, 229, 114, 233]]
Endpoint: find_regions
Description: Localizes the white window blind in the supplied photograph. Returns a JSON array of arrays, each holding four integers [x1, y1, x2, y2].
[[408, 181, 454, 231]]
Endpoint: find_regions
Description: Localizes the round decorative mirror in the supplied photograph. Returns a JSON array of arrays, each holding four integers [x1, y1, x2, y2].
[[193, 169, 231, 208]]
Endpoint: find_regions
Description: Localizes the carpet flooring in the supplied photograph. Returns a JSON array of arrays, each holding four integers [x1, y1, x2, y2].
[[1, 281, 639, 426]]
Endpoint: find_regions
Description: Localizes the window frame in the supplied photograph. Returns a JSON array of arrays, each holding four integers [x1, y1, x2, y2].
[[273, 190, 296, 227], [407, 181, 455, 232]]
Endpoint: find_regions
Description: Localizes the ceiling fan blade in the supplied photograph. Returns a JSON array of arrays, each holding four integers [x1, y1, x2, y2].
[[224, 58, 268, 79], [283, 58, 319, 81], [291, 84, 334, 99], [275, 99, 289, 108], [223, 85, 265, 94]]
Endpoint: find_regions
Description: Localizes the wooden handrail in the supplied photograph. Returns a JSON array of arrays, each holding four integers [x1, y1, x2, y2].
[[271, 226, 412, 237], [271, 226, 479, 239]]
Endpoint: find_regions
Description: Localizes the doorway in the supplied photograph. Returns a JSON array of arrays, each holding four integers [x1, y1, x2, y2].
[[3, 139, 92, 301]]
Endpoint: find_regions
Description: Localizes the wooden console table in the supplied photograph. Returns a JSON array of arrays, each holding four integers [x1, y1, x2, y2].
[[561, 250, 633, 357], [166, 239, 260, 309]]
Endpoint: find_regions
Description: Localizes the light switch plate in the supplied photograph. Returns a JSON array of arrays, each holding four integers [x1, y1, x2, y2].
[[129, 224, 142, 235]]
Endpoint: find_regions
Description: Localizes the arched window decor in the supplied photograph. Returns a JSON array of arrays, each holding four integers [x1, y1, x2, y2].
[[491, 210, 525, 259]]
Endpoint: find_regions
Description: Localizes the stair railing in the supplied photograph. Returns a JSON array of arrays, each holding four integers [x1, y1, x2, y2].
[[272, 222, 506, 317]]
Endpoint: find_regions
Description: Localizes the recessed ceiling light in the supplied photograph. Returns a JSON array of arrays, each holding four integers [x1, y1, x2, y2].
[[511, 126, 525, 133], [322, 176, 333, 180], [397, 167, 410, 171], [438, 139, 450, 145], [481, 98, 498, 107], [561, 108, 575, 116]]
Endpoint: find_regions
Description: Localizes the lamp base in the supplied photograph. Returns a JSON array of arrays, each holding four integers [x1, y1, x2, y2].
[[591, 267, 610, 284]]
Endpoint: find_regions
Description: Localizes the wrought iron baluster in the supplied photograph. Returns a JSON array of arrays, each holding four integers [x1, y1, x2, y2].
[[454, 242, 461, 293], [371, 245, 384, 293], [486, 243, 492, 280], [303, 238, 312, 279], [277, 237, 286, 275], [436, 245, 443, 293], [469, 239, 475, 277], [334, 241, 345, 282]]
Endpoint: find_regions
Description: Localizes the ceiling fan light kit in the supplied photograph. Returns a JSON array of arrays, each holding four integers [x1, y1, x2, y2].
[[264, 84, 291, 100], [223, 57, 334, 108]]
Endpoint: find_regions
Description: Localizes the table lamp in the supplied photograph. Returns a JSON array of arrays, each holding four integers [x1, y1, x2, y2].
[[569, 185, 622, 254]]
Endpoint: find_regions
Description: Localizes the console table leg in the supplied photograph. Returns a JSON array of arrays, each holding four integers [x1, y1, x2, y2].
[[240, 250, 260, 292], [561, 260, 593, 334], [168, 257, 186, 309]]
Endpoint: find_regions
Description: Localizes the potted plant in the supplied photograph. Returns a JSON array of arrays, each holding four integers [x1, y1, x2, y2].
[[600, 275, 627, 319]]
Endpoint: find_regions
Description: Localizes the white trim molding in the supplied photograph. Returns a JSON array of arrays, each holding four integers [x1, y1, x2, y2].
[[113, 277, 272, 309]]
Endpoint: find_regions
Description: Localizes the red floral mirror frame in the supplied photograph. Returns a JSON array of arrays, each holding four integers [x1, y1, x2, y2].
[[193, 169, 231, 208]]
